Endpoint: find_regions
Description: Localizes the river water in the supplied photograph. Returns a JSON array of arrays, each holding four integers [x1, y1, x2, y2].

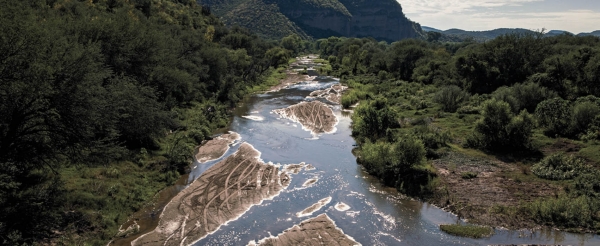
[[178, 70, 600, 245]]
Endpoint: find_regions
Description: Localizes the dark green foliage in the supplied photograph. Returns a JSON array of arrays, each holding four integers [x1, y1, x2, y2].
[[359, 138, 426, 187], [535, 98, 572, 136], [570, 101, 600, 137], [0, 0, 286, 243], [531, 153, 586, 180], [433, 85, 470, 112], [351, 97, 399, 143], [470, 99, 534, 151]]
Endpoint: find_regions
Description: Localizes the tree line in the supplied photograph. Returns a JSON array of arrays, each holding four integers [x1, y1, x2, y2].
[[0, 0, 295, 244], [324, 33, 600, 230]]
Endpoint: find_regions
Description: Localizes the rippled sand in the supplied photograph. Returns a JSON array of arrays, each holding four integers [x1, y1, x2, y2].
[[308, 83, 347, 104], [195, 132, 240, 163], [296, 197, 331, 217], [249, 214, 360, 246], [273, 101, 337, 135], [133, 143, 291, 246]]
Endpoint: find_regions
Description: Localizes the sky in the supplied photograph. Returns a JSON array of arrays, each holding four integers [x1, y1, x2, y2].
[[398, 0, 600, 34]]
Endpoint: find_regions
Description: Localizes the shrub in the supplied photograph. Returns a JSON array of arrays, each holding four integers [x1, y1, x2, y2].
[[535, 98, 571, 136], [527, 195, 596, 228], [531, 153, 586, 180], [359, 138, 425, 186], [433, 85, 470, 112], [471, 99, 534, 150], [570, 101, 600, 137]]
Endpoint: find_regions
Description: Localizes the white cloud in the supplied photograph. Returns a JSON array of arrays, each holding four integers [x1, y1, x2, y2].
[[398, 0, 600, 33], [399, 0, 544, 15]]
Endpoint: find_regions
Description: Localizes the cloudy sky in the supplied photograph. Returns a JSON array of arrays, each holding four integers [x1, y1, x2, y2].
[[398, 0, 600, 33]]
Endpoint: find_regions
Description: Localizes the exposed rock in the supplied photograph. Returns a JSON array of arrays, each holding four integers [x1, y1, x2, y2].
[[201, 0, 423, 41], [249, 214, 360, 246], [133, 143, 291, 245], [195, 132, 240, 163], [273, 101, 337, 135]]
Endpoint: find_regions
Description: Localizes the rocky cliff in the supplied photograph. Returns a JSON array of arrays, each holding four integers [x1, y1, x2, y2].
[[199, 0, 423, 41]]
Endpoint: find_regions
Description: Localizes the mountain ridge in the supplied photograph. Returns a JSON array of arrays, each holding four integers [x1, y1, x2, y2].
[[423, 26, 600, 41], [199, 0, 424, 41]]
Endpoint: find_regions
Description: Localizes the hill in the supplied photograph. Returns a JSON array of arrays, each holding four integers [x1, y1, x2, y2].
[[423, 27, 600, 42], [199, 0, 424, 41]]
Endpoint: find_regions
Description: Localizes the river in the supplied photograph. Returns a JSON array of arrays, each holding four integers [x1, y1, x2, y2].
[[120, 59, 600, 245]]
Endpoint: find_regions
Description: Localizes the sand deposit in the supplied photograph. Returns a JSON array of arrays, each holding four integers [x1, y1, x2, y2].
[[273, 101, 337, 135], [133, 143, 291, 245], [195, 132, 240, 163], [248, 214, 360, 246]]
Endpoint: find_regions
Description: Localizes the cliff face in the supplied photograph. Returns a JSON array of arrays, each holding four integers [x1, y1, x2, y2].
[[199, 0, 423, 41]]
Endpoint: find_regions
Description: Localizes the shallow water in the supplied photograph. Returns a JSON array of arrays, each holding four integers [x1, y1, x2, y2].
[[184, 77, 600, 246]]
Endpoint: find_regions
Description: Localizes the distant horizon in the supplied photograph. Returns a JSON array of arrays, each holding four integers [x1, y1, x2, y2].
[[421, 26, 598, 34], [399, 0, 600, 34]]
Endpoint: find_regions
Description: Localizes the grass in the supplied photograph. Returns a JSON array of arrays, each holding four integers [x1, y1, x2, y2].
[[439, 224, 494, 238], [247, 67, 287, 93]]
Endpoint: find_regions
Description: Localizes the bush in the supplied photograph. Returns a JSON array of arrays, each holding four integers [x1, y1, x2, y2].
[[570, 101, 600, 137], [527, 195, 596, 228], [531, 153, 586, 180], [433, 85, 470, 112], [471, 99, 534, 150], [535, 98, 571, 136], [359, 138, 425, 186]]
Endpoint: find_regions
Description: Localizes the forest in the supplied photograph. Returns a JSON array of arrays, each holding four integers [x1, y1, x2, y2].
[[0, 0, 294, 244], [322, 33, 600, 232], [3, 0, 600, 244]]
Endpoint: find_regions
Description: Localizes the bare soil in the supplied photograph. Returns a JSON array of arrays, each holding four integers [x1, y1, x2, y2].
[[195, 132, 240, 163], [133, 143, 291, 245], [429, 152, 560, 229], [273, 101, 337, 135], [250, 214, 360, 246]]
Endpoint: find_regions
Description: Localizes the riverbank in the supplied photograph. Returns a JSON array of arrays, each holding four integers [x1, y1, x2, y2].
[[342, 75, 600, 235]]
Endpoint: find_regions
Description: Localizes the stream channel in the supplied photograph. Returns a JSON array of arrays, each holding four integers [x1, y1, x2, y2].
[[119, 58, 600, 245]]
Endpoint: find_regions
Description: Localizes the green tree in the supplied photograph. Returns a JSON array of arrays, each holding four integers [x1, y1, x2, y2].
[[535, 98, 572, 136], [471, 99, 534, 150]]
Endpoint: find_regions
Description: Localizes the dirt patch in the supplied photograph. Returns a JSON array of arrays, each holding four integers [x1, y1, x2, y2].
[[195, 132, 240, 163], [269, 72, 310, 92], [541, 138, 582, 154], [429, 152, 560, 229], [133, 143, 291, 246], [308, 84, 347, 104], [249, 214, 360, 246], [273, 101, 337, 135]]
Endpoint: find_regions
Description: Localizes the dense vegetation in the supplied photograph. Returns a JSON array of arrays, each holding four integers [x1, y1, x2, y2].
[[0, 0, 295, 244], [322, 33, 600, 231]]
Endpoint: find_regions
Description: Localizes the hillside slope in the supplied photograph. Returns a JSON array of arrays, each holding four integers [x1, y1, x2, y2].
[[199, 0, 423, 41]]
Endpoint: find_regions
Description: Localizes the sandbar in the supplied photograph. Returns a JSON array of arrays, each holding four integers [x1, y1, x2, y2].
[[296, 197, 332, 217], [273, 101, 337, 135], [195, 132, 240, 163], [248, 214, 360, 246], [308, 84, 347, 104], [133, 143, 291, 245]]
